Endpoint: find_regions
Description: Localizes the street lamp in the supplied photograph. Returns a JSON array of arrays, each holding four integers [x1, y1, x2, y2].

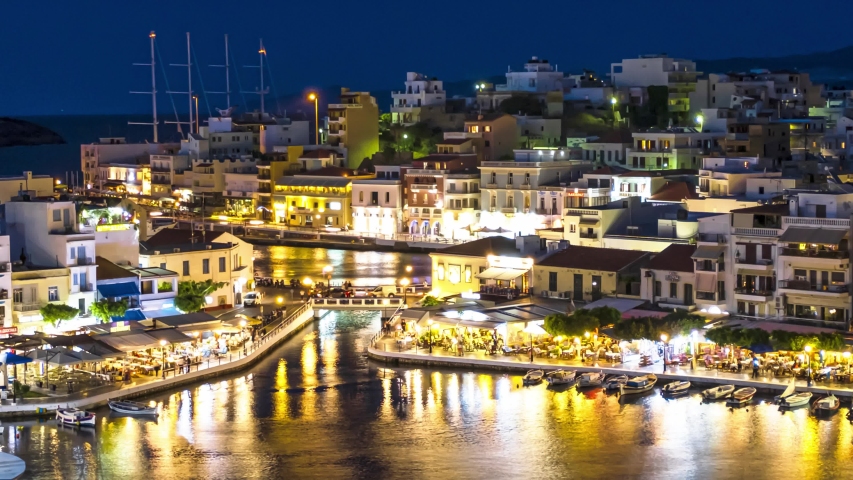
[[160, 339, 168, 378], [427, 318, 434, 353], [405, 265, 413, 274], [660, 333, 668, 373], [804, 345, 813, 386], [400, 278, 410, 306], [695, 114, 704, 132], [322, 265, 333, 295], [307, 92, 319, 145]]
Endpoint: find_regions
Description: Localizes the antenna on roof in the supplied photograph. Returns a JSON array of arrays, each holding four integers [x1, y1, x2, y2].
[[129, 31, 159, 143]]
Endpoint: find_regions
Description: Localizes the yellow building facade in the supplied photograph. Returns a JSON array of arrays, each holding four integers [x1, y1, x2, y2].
[[273, 177, 353, 229]]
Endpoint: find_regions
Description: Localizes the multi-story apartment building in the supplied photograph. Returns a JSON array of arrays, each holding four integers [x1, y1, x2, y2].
[[0, 172, 54, 203], [5, 200, 98, 327], [81, 137, 179, 191], [223, 171, 260, 218], [352, 166, 403, 236], [581, 130, 633, 166], [773, 117, 826, 159], [690, 71, 823, 117], [462, 113, 518, 162], [515, 115, 561, 148], [480, 149, 593, 234], [610, 55, 700, 120], [719, 120, 790, 166], [138, 229, 253, 308], [625, 127, 722, 170], [391, 72, 448, 126], [98, 162, 151, 195], [273, 167, 373, 229], [327, 88, 379, 168], [173, 157, 259, 201], [404, 154, 479, 238], [477, 57, 566, 113], [640, 244, 699, 310], [202, 112, 309, 157]]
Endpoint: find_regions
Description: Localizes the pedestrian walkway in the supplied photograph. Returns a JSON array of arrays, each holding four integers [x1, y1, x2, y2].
[[372, 336, 853, 397]]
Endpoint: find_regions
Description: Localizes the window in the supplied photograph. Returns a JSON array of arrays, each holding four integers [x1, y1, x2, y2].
[[183, 261, 190, 276], [654, 281, 661, 297], [549, 272, 558, 291], [202, 259, 210, 274], [359, 191, 364, 202], [160, 263, 166, 269], [72, 273, 78, 286], [448, 264, 461, 284], [385, 192, 390, 203], [507, 173, 513, 185], [669, 282, 677, 298], [485, 126, 491, 132], [717, 281, 726, 301], [52, 210, 61, 221], [758, 187, 765, 194], [48, 287, 59, 302], [490, 172, 496, 184], [437, 264, 445, 281], [12, 289, 21, 303], [70, 248, 76, 259], [832, 272, 845, 283], [569, 224, 577, 233], [465, 265, 472, 283], [219, 257, 226, 272]]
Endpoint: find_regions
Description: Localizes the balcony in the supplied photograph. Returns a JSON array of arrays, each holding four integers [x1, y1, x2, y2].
[[519, 183, 532, 190], [698, 233, 726, 243], [733, 227, 781, 237], [735, 258, 773, 266], [695, 291, 717, 301], [782, 217, 850, 228], [79, 283, 94, 292], [734, 287, 774, 299], [726, 133, 750, 141], [151, 166, 171, 173], [536, 208, 557, 215], [578, 232, 597, 239], [294, 207, 312, 214], [485, 183, 498, 189], [75, 257, 94, 266], [410, 183, 437, 191], [778, 280, 849, 295], [779, 248, 849, 260], [14, 303, 43, 312], [500, 207, 517, 214]]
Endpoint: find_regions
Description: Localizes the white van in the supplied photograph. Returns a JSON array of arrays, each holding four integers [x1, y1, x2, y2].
[[243, 291, 261, 306], [369, 286, 399, 297]]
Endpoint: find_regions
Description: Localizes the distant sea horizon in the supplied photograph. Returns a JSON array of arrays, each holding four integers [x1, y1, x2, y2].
[[0, 114, 181, 179]]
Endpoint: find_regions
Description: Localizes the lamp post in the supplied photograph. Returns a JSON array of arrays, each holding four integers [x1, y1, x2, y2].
[[610, 96, 618, 126], [160, 339, 168, 379], [427, 318, 433, 354], [400, 278, 410, 306], [660, 333, 668, 373], [308, 93, 319, 144], [695, 114, 704, 133], [322, 265, 333, 296], [690, 329, 698, 370], [804, 345, 813, 387]]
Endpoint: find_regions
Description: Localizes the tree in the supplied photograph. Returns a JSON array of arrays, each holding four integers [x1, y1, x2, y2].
[[175, 279, 227, 313], [612, 311, 706, 341], [499, 95, 543, 116], [39, 304, 79, 328], [90, 298, 128, 323], [543, 309, 600, 338], [420, 295, 441, 307], [587, 306, 621, 327]]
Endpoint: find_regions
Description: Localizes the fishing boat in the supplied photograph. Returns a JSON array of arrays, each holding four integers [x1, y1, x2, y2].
[[779, 391, 812, 408], [108, 400, 158, 415], [813, 394, 840, 414], [578, 372, 605, 387], [773, 381, 796, 404], [522, 369, 544, 385], [726, 387, 756, 406], [702, 384, 735, 400], [661, 380, 691, 396], [56, 408, 96, 427], [545, 370, 576, 386], [604, 375, 629, 391], [620, 374, 657, 395]]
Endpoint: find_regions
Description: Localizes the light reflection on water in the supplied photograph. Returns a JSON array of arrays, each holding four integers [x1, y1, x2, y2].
[[5, 310, 853, 479], [252, 245, 432, 286]]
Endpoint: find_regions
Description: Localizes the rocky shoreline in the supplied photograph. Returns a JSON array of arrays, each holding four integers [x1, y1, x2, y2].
[[0, 117, 65, 148]]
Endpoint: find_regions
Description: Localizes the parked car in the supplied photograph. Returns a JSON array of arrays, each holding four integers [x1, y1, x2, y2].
[[369, 286, 398, 297], [351, 287, 370, 297], [243, 291, 262, 306], [327, 288, 352, 298]]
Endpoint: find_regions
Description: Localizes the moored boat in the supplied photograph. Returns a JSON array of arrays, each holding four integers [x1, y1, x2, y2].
[[604, 375, 628, 391], [813, 394, 840, 414], [578, 372, 605, 387], [56, 408, 96, 427], [779, 391, 812, 408], [522, 369, 544, 385], [726, 387, 756, 406], [661, 380, 691, 396], [108, 400, 158, 415], [620, 374, 657, 395], [773, 381, 796, 404], [702, 384, 735, 400], [545, 370, 576, 386]]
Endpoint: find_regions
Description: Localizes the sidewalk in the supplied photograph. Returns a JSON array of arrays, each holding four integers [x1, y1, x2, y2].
[[373, 336, 853, 397]]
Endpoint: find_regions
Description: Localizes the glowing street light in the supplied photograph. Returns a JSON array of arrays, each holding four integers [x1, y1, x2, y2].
[[660, 333, 668, 373], [307, 92, 319, 144], [805, 344, 813, 386], [695, 114, 704, 132], [405, 265, 413, 273]]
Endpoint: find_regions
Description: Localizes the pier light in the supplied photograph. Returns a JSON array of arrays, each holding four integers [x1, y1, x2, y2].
[[405, 265, 413, 273], [276, 296, 284, 304], [584, 332, 590, 339], [303, 277, 313, 286], [660, 333, 667, 343]]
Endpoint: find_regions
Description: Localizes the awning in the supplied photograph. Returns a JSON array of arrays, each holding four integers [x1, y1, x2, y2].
[[111, 309, 147, 322], [145, 328, 192, 345], [696, 273, 717, 293], [95, 332, 159, 352], [692, 246, 726, 260], [144, 312, 217, 329], [475, 267, 528, 281], [97, 282, 141, 298], [579, 218, 600, 226], [778, 227, 846, 245]]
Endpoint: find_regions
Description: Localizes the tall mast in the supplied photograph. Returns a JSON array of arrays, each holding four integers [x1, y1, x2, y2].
[[208, 34, 232, 113], [242, 38, 269, 115], [166, 32, 194, 138], [129, 31, 159, 142]]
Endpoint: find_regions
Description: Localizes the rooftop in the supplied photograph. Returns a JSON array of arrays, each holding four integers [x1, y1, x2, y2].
[[96, 257, 138, 281], [538, 246, 650, 272], [618, 169, 698, 178], [464, 113, 510, 123], [730, 204, 789, 215], [437, 237, 523, 258], [437, 138, 472, 145], [649, 181, 699, 202], [299, 149, 339, 159], [298, 166, 361, 177], [646, 244, 697, 273], [275, 176, 352, 188], [589, 130, 634, 144]]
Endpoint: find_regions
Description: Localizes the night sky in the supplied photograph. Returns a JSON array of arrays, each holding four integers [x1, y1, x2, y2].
[[1, 0, 849, 116]]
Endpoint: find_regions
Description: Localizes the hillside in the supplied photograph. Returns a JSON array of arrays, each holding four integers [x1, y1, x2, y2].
[[0, 117, 65, 148], [696, 46, 853, 84]]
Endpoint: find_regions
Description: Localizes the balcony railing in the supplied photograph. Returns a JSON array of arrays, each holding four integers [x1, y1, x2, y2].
[[501, 207, 517, 214], [79, 283, 94, 292], [696, 291, 717, 301], [76, 257, 94, 266], [14, 303, 43, 312], [578, 232, 597, 239], [779, 280, 849, 293], [698, 233, 726, 243], [779, 248, 849, 259], [734, 287, 774, 297], [735, 258, 773, 266]]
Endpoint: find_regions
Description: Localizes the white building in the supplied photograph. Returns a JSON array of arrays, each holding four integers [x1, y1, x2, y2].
[[81, 137, 179, 190], [352, 166, 403, 236], [515, 115, 561, 148], [625, 128, 722, 170], [391, 72, 447, 126], [610, 55, 700, 116]]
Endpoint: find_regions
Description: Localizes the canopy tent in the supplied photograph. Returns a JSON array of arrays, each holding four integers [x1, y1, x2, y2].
[[0, 353, 32, 366], [778, 227, 847, 245], [45, 348, 85, 366], [475, 267, 528, 281], [76, 340, 124, 358], [95, 332, 160, 352], [73, 351, 104, 362], [24, 350, 52, 363], [522, 323, 548, 336], [145, 328, 193, 345]]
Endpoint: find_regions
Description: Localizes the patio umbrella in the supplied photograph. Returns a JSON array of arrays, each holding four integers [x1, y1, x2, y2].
[[74, 351, 104, 363], [45, 348, 83, 366], [0, 353, 33, 366], [24, 350, 52, 363], [522, 323, 548, 362]]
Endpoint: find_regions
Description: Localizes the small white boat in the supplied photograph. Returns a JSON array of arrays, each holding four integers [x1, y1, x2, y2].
[[545, 370, 576, 386], [620, 374, 657, 395], [0, 452, 26, 479], [109, 400, 158, 415], [702, 384, 735, 400], [661, 380, 691, 396], [774, 381, 796, 404], [780, 391, 812, 408], [578, 372, 605, 387], [813, 394, 840, 414], [726, 387, 756, 406], [56, 408, 96, 427], [522, 369, 544, 385], [604, 375, 629, 391]]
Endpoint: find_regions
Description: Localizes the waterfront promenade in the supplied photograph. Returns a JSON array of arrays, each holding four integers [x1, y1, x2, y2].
[[0, 302, 315, 417], [370, 335, 853, 398]]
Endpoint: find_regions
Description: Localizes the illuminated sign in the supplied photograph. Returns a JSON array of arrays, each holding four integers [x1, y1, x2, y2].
[[96, 224, 133, 232], [0, 327, 18, 335], [487, 255, 534, 270], [111, 321, 131, 333], [461, 292, 481, 300]]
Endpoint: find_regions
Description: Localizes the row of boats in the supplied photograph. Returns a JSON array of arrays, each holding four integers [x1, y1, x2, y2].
[[55, 400, 159, 427], [521, 369, 842, 413]]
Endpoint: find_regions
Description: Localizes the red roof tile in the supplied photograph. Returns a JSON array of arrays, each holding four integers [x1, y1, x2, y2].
[[649, 181, 699, 202], [646, 244, 696, 273], [538, 246, 651, 272]]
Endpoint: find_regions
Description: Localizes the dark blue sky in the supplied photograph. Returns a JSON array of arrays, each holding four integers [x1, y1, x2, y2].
[[2, 0, 849, 116]]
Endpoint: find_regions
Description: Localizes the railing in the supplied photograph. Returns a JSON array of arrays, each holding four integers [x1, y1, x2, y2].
[[501, 207, 517, 214], [313, 297, 404, 307], [734, 288, 774, 297], [485, 183, 498, 188], [695, 291, 717, 301], [733, 227, 780, 237], [578, 232, 597, 239], [779, 248, 849, 259], [76, 257, 94, 266], [783, 217, 850, 228], [779, 280, 849, 293], [13, 303, 43, 312], [735, 258, 773, 266], [79, 283, 94, 292]]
